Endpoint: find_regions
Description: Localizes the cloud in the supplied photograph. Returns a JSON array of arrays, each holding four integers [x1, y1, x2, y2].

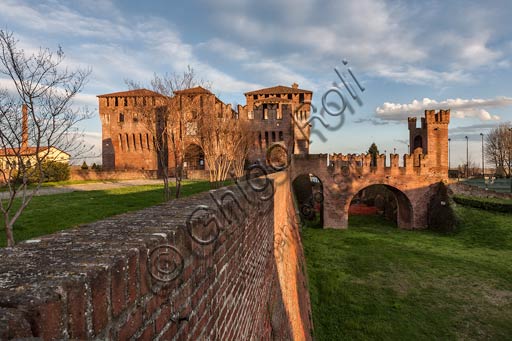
[[375, 97, 512, 121], [353, 117, 389, 125]]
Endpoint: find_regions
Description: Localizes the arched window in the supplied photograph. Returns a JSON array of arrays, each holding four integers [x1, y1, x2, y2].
[[146, 134, 150, 150], [125, 133, 130, 151], [139, 134, 143, 150], [132, 134, 137, 150], [119, 134, 123, 150], [413, 135, 423, 150]]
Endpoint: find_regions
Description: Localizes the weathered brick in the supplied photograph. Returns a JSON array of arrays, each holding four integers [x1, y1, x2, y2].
[[90, 268, 109, 335], [118, 308, 143, 341]]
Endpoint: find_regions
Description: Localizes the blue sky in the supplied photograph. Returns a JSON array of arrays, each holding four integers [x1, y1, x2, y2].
[[1, 0, 511, 166]]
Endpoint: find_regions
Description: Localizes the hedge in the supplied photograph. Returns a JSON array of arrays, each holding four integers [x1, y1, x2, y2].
[[453, 195, 512, 213]]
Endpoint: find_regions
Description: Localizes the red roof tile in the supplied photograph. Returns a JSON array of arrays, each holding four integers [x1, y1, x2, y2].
[[97, 88, 164, 98], [245, 85, 312, 96], [173, 86, 212, 95]]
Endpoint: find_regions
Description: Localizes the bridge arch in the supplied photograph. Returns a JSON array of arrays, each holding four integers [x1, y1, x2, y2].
[[292, 173, 324, 228], [346, 184, 413, 229]]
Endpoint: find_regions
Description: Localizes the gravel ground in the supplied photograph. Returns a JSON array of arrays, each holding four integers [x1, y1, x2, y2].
[[0, 179, 165, 199]]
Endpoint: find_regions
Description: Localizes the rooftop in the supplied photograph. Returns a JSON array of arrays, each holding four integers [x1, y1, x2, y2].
[[173, 86, 213, 95], [97, 88, 164, 98], [245, 84, 312, 96]]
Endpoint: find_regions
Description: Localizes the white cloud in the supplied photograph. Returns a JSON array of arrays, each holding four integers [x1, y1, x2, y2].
[[375, 97, 512, 121]]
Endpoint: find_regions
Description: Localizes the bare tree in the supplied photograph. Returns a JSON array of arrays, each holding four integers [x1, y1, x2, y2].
[[126, 66, 210, 199], [195, 105, 253, 187], [0, 30, 91, 246], [485, 123, 511, 177]]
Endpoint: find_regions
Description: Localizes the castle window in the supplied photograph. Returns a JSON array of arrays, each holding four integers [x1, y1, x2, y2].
[[124, 97, 128, 106], [413, 135, 423, 150], [253, 95, 257, 100], [288, 94, 292, 100], [272, 131, 276, 142], [139, 134, 143, 150], [132, 134, 137, 150], [265, 94, 269, 98], [119, 113, 124, 122], [299, 93, 304, 103], [258, 133, 262, 150], [125, 133, 130, 151], [264, 131, 269, 146], [146, 134, 150, 150], [106, 97, 110, 107], [279, 131, 283, 141], [115, 97, 119, 106]]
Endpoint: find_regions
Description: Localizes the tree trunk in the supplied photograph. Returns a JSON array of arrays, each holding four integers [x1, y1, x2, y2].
[[4, 218, 14, 247]]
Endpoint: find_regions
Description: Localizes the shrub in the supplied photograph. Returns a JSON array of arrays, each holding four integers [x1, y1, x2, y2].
[[13, 161, 70, 183], [81, 161, 88, 170], [453, 195, 512, 213], [42, 161, 70, 182], [428, 182, 457, 232]]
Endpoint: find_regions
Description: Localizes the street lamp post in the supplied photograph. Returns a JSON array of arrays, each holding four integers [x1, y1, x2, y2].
[[480, 133, 484, 178], [465, 136, 469, 178]]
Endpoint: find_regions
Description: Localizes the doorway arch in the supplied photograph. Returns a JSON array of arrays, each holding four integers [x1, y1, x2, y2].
[[292, 173, 324, 228], [347, 184, 413, 229], [184, 144, 205, 170]]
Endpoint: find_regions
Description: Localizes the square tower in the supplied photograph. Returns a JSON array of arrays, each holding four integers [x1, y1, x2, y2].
[[408, 109, 450, 175]]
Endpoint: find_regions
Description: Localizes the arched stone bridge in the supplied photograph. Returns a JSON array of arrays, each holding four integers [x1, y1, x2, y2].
[[290, 151, 447, 229], [288, 109, 451, 229]]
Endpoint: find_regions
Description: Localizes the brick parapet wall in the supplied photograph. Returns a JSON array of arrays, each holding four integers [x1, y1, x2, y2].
[[70, 169, 158, 181], [0, 173, 311, 340]]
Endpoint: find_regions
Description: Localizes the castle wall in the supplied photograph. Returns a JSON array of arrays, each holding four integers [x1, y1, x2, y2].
[[0, 176, 312, 340]]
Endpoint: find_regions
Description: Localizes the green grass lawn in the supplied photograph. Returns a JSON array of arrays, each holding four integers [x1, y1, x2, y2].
[[303, 207, 512, 340], [0, 180, 212, 246]]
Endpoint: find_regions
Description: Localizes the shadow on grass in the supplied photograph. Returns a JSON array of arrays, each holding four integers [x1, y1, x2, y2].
[[0, 181, 211, 246]]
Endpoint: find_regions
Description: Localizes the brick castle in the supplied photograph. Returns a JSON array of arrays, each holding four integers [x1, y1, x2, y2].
[[97, 83, 312, 175]]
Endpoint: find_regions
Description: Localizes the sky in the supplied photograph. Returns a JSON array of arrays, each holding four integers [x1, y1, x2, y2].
[[0, 0, 511, 167]]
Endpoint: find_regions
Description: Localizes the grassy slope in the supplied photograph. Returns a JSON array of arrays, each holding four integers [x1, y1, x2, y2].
[[303, 207, 512, 340], [0, 180, 211, 246]]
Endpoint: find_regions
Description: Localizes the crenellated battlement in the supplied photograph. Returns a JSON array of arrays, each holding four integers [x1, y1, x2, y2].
[[327, 149, 436, 177]]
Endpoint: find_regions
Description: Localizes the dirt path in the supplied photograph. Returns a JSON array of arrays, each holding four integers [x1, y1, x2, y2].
[[0, 179, 165, 199]]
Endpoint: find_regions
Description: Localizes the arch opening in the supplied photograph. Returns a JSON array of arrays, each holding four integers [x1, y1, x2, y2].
[[348, 184, 413, 229], [184, 144, 205, 170], [292, 174, 324, 228], [413, 135, 423, 150]]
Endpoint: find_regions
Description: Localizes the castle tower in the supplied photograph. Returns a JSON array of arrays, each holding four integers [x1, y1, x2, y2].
[[408, 109, 450, 175]]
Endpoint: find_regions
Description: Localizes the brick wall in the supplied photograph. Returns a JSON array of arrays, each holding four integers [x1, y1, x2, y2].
[[70, 168, 158, 181], [0, 171, 312, 340]]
